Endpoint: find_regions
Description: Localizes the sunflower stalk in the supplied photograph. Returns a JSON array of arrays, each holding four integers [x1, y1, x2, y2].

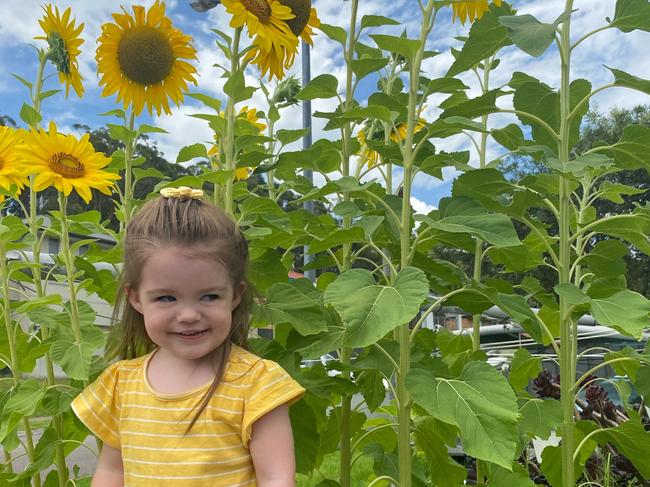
[[223, 28, 242, 217], [0, 242, 41, 487], [394, 4, 436, 486], [558, 1, 577, 484], [338, 0, 359, 484], [122, 109, 137, 231]]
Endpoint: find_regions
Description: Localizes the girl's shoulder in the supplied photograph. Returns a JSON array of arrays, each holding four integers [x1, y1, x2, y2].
[[96, 353, 150, 381], [225, 345, 285, 382]]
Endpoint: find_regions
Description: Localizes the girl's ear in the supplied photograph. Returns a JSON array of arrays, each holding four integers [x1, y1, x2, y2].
[[231, 282, 246, 310], [125, 284, 143, 314]]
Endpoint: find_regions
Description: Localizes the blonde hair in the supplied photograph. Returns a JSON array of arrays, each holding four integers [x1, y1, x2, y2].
[[107, 195, 253, 430]]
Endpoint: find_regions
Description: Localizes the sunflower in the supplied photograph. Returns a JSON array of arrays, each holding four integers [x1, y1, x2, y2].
[[222, 0, 319, 79], [452, 0, 502, 24], [96, 1, 198, 116], [357, 119, 426, 168], [0, 127, 29, 202], [208, 107, 267, 180], [16, 122, 120, 204], [36, 4, 85, 98]]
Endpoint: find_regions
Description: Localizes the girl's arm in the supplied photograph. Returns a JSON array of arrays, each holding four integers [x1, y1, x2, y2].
[[249, 403, 296, 487], [91, 443, 124, 487]]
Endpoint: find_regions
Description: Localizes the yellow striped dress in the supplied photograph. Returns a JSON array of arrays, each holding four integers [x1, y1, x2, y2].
[[71, 345, 305, 486]]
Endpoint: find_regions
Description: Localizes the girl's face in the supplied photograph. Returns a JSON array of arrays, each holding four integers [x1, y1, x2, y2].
[[127, 245, 244, 367]]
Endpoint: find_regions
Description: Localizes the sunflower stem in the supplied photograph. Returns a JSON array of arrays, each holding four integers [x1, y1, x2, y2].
[[223, 28, 242, 217], [557, 2, 576, 485], [122, 109, 137, 231], [58, 193, 83, 346], [396, 4, 436, 487]]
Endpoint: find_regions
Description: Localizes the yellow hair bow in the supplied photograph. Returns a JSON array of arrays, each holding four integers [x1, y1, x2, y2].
[[160, 186, 204, 199]]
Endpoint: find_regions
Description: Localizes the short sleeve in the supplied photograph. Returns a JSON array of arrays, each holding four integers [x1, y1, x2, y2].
[[70, 362, 122, 449], [241, 360, 305, 446]]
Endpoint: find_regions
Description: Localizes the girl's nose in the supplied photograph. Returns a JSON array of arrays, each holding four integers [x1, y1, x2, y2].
[[177, 306, 200, 322]]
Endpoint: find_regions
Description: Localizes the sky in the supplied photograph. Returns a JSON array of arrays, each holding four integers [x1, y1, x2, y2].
[[1, 0, 649, 213]]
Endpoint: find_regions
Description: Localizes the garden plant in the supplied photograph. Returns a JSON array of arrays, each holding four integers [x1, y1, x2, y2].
[[1, 0, 650, 486]]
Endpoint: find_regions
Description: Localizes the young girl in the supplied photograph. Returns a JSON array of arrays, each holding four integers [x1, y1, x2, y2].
[[72, 187, 305, 486]]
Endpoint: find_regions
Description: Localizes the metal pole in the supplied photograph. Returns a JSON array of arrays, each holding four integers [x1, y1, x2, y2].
[[302, 39, 316, 282]]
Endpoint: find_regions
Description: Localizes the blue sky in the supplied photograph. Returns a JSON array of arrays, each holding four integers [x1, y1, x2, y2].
[[1, 1, 649, 212]]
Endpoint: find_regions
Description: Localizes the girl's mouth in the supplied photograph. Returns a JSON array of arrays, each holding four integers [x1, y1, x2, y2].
[[175, 329, 208, 338]]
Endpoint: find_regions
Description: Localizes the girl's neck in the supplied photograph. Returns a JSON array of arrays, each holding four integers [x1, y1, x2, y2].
[[146, 348, 222, 395]]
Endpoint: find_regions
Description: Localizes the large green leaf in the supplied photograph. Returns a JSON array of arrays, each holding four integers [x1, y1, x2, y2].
[[417, 197, 520, 248], [583, 240, 629, 279], [0, 380, 46, 443], [447, 3, 514, 77], [518, 398, 563, 440], [296, 74, 338, 100], [49, 325, 106, 381], [610, 0, 650, 32], [499, 13, 565, 57], [595, 124, 650, 170], [513, 78, 591, 152], [407, 361, 520, 469], [488, 462, 536, 487], [289, 398, 320, 474], [509, 348, 542, 393], [414, 419, 467, 487], [607, 66, 650, 96], [593, 414, 650, 477], [587, 213, 650, 253], [441, 90, 499, 120], [262, 282, 328, 336], [590, 290, 650, 338], [324, 267, 429, 348], [370, 34, 421, 61]]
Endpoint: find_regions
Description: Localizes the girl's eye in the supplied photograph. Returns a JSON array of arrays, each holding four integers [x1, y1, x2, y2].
[[202, 294, 220, 301], [156, 295, 175, 302]]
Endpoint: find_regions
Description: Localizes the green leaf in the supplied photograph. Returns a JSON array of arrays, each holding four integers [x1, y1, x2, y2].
[[99, 109, 126, 119], [0, 380, 46, 443], [590, 290, 650, 338], [597, 124, 650, 170], [370, 33, 422, 60], [554, 283, 591, 307], [487, 462, 536, 487], [635, 366, 650, 399], [262, 282, 328, 336], [583, 240, 628, 279], [607, 66, 650, 96], [360, 14, 400, 29], [545, 153, 613, 177], [447, 3, 514, 77], [107, 123, 137, 142], [137, 124, 168, 134], [593, 414, 650, 477], [296, 74, 338, 100], [132, 167, 167, 183], [357, 371, 386, 413], [49, 326, 106, 381], [587, 213, 650, 253], [11, 73, 32, 89], [610, 0, 650, 32], [318, 23, 346, 45], [426, 77, 469, 94], [441, 90, 499, 120], [491, 124, 526, 150], [597, 180, 645, 203], [324, 267, 429, 348], [307, 227, 366, 254], [223, 69, 255, 103], [407, 361, 520, 469], [19, 103, 42, 127], [351, 58, 389, 81], [340, 105, 394, 122], [38, 89, 62, 101], [509, 348, 542, 392], [499, 14, 565, 57], [176, 143, 208, 163], [275, 128, 309, 146], [518, 398, 563, 440], [414, 419, 467, 487], [289, 399, 319, 474], [249, 249, 288, 293], [513, 78, 591, 152], [186, 92, 222, 112]]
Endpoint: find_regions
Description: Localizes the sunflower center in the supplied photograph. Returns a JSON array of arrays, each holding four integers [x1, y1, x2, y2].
[[49, 152, 85, 178], [279, 0, 311, 36], [118, 26, 174, 85], [241, 0, 272, 22]]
